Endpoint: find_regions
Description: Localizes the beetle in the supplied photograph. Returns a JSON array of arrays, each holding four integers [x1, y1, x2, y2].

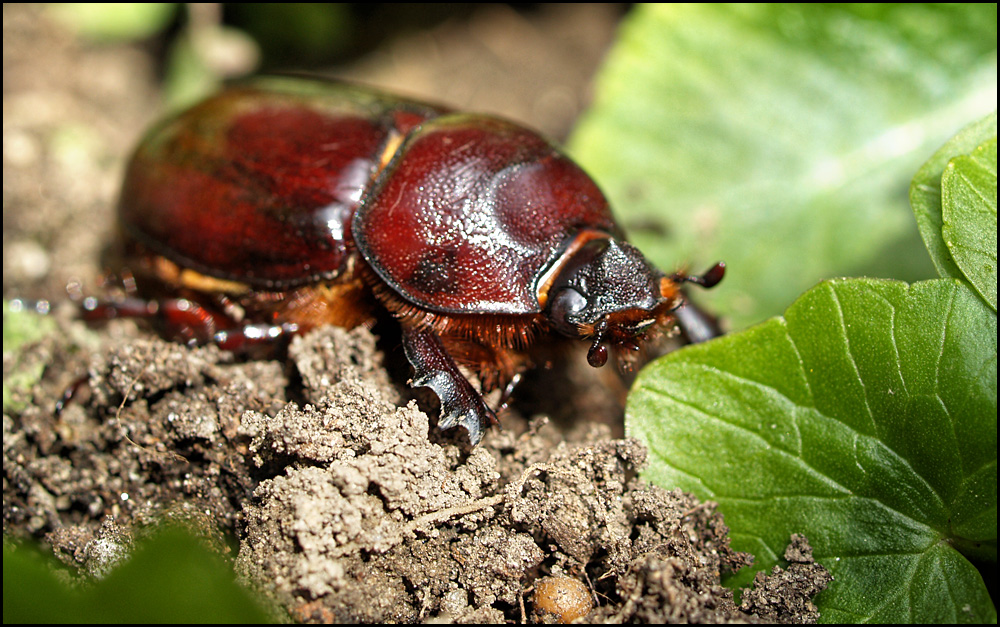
[[102, 75, 724, 445]]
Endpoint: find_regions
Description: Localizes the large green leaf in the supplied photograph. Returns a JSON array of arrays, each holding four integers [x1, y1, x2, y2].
[[627, 278, 996, 623], [570, 4, 997, 329]]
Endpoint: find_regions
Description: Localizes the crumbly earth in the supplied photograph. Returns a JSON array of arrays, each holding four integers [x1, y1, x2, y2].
[[4, 5, 831, 623]]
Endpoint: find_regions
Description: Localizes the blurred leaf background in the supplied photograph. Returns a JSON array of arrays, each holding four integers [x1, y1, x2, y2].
[[570, 3, 996, 330]]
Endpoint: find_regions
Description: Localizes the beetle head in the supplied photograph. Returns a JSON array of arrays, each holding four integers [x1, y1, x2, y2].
[[544, 236, 687, 372]]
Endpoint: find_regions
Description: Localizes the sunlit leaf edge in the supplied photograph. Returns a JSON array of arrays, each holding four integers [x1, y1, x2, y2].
[[941, 135, 998, 312], [910, 112, 998, 282]]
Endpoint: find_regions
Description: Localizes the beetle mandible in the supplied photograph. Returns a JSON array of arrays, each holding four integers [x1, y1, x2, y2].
[[108, 76, 724, 445]]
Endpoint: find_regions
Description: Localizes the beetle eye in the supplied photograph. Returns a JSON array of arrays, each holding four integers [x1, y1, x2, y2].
[[548, 287, 588, 335], [555, 288, 587, 315]]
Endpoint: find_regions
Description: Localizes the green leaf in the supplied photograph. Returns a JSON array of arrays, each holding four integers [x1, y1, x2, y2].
[[942, 136, 998, 312], [3, 300, 55, 354], [911, 113, 998, 286], [3, 301, 57, 412], [627, 278, 997, 623], [3, 526, 276, 623], [162, 32, 228, 112], [47, 3, 178, 43], [570, 4, 997, 329]]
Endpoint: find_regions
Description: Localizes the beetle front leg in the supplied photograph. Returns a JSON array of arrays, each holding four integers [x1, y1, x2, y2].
[[401, 327, 498, 445]]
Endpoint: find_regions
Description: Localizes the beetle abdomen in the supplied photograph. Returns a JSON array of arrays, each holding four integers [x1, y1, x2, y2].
[[119, 78, 448, 289]]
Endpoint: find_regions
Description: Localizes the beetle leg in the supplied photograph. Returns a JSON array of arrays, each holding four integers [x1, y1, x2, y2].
[[54, 374, 90, 416], [673, 298, 723, 344], [209, 322, 300, 352], [494, 372, 523, 416], [401, 327, 497, 445], [79, 296, 223, 345], [77, 296, 297, 351]]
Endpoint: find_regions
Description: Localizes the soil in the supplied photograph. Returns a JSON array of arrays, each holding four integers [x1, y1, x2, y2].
[[4, 5, 831, 623]]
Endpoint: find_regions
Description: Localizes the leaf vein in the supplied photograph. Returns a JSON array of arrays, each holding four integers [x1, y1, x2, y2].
[[879, 290, 909, 397], [781, 325, 809, 456], [830, 286, 877, 433], [938, 287, 961, 479], [957, 169, 996, 207], [643, 358, 953, 528], [644, 381, 851, 496]]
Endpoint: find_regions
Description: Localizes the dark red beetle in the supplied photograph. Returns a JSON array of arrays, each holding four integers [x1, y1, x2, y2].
[[106, 76, 724, 445]]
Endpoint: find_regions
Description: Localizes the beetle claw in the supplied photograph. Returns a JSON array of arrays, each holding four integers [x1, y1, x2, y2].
[[402, 327, 495, 445], [432, 387, 494, 445], [439, 403, 493, 446]]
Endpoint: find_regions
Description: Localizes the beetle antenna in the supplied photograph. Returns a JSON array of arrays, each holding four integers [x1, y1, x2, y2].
[[673, 261, 725, 289]]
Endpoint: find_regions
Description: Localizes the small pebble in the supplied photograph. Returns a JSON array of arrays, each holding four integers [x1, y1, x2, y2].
[[531, 575, 593, 624]]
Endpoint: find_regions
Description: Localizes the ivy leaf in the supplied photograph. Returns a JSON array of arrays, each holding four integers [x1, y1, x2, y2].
[[911, 113, 997, 289], [570, 4, 997, 329], [942, 136, 998, 312], [627, 278, 996, 623]]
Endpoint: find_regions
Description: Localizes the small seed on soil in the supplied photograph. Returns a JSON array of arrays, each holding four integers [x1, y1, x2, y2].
[[531, 575, 593, 624]]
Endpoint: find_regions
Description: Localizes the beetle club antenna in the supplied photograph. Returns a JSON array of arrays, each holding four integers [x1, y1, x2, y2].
[[670, 261, 726, 344], [675, 261, 726, 289]]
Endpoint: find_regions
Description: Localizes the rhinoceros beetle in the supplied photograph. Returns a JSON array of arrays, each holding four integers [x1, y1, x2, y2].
[[99, 76, 724, 445]]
